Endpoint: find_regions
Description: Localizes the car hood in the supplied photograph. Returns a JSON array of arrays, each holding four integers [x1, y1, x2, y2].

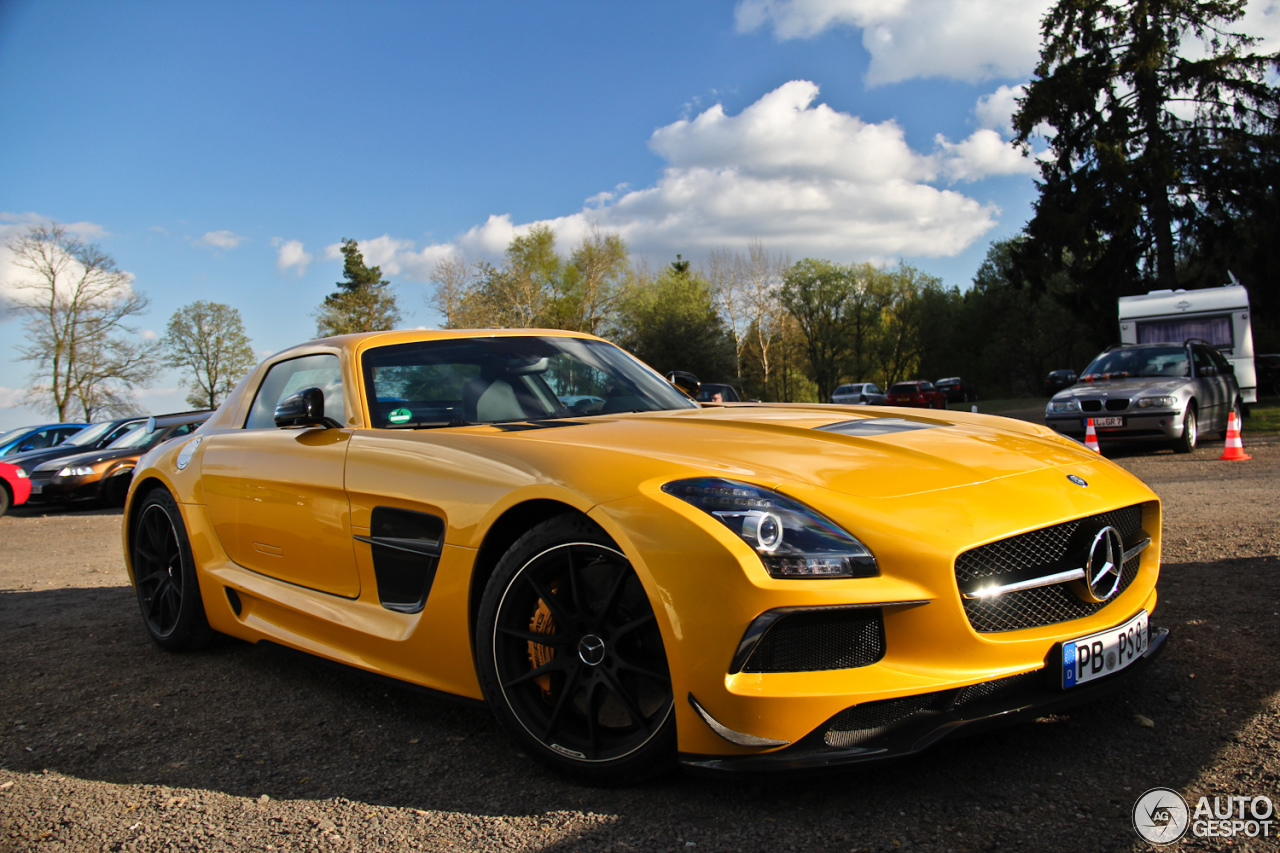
[[34, 446, 143, 472], [1053, 377, 1187, 399], [481, 405, 1101, 500]]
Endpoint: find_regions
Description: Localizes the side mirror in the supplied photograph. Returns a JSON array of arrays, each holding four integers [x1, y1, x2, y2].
[[665, 370, 701, 399], [274, 387, 343, 429]]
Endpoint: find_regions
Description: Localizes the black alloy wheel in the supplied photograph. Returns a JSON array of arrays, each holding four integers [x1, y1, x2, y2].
[[131, 487, 214, 651], [477, 514, 676, 784]]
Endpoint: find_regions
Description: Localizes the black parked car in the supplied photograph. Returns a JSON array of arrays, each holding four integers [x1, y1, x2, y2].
[[1257, 354, 1280, 398], [1044, 369, 1078, 396], [934, 377, 976, 403]]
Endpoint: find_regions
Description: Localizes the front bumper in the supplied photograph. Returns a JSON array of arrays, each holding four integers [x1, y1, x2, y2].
[[1045, 411, 1183, 441], [681, 625, 1168, 775], [26, 476, 102, 503]]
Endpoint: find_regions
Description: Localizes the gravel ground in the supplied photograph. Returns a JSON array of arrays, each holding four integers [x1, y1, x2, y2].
[[1, 435, 1278, 852]]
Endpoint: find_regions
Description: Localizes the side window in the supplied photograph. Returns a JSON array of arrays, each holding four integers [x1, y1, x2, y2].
[[1209, 348, 1232, 375], [53, 427, 83, 445], [1191, 346, 1216, 377], [245, 354, 345, 430]]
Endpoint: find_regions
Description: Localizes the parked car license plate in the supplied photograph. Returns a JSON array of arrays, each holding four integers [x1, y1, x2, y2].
[[1093, 416, 1124, 427], [1061, 610, 1148, 688]]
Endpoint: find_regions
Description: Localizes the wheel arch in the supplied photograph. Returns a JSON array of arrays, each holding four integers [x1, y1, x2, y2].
[[123, 475, 174, 581], [467, 498, 591, 667]]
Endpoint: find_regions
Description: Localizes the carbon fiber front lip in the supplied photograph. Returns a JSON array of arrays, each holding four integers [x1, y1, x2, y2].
[[678, 626, 1169, 776]]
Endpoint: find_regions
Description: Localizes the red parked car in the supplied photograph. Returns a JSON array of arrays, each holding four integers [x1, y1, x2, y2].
[[886, 380, 948, 409], [0, 460, 32, 517]]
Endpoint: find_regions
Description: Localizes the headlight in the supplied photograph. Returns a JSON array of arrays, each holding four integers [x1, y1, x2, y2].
[[662, 478, 877, 579], [1136, 396, 1178, 408], [14, 468, 28, 479], [1046, 399, 1081, 414], [57, 466, 95, 477]]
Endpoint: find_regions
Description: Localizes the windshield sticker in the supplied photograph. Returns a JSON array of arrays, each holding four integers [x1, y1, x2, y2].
[[388, 408, 412, 424]]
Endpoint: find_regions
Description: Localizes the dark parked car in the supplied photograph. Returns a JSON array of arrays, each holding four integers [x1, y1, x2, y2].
[[697, 383, 743, 403], [1257, 354, 1280, 398], [1044, 369, 1078, 396], [28, 413, 210, 507], [934, 377, 976, 403], [830, 383, 886, 405], [0, 423, 87, 457], [5, 416, 147, 475], [1045, 341, 1243, 453], [886, 380, 948, 409]]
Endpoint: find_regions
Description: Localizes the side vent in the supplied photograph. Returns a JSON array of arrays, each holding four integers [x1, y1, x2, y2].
[[355, 507, 446, 614]]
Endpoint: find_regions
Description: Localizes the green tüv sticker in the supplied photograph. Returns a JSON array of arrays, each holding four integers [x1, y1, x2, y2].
[[389, 408, 412, 424]]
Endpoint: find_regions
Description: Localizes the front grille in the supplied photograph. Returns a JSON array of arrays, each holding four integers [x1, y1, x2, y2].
[[739, 608, 885, 673], [952, 670, 1045, 708], [955, 505, 1145, 633], [1081, 399, 1102, 412], [30, 470, 56, 485], [1105, 398, 1129, 411]]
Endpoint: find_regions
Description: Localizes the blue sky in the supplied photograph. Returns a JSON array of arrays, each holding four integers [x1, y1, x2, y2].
[[2, 0, 1278, 428]]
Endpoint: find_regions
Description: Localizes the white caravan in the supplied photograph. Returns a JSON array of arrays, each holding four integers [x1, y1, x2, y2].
[[1118, 283, 1257, 403]]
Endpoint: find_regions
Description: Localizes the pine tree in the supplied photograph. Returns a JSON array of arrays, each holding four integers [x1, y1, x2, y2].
[[314, 239, 402, 336]]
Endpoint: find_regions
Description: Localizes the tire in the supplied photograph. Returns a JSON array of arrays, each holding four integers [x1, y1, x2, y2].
[[1173, 404, 1198, 454], [0, 483, 10, 518], [130, 487, 214, 651], [476, 514, 676, 784]]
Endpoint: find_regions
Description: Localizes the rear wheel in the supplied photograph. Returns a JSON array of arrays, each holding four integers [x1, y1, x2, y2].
[[0, 483, 10, 518], [130, 487, 214, 651], [1173, 404, 1198, 454], [476, 514, 676, 784]]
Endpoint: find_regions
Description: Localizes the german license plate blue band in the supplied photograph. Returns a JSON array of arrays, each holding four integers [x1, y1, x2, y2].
[[1062, 610, 1149, 688]]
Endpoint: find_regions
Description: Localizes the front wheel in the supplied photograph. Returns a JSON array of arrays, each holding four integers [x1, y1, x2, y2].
[[476, 514, 676, 784], [130, 487, 214, 651], [1174, 405, 1198, 454]]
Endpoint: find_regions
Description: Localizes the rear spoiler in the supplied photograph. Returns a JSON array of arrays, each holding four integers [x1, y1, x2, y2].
[[144, 410, 215, 433]]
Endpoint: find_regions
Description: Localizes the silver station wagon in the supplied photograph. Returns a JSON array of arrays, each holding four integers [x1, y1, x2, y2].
[[1045, 341, 1243, 453]]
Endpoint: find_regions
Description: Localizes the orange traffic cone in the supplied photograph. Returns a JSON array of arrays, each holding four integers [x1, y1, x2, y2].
[[1219, 410, 1251, 461], [1084, 418, 1100, 453]]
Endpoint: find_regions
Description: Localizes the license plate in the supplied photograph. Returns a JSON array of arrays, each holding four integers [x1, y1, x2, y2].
[[1093, 416, 1124, 428], [1062, 610, 1148, 688], [29, 484, 41, 494]]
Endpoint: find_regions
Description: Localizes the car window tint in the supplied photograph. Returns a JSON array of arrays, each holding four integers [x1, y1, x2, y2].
[[246, 354, 345, 429]]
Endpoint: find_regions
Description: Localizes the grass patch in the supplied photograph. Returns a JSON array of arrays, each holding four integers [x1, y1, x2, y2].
[[1244, 398, 1280, 435]]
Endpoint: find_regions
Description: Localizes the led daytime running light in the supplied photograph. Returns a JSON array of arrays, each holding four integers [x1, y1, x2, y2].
[[663, 478, 877, 579]]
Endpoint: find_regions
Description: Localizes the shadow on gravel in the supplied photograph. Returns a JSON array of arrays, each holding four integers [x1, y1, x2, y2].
[[1, 557, 1277, 853]]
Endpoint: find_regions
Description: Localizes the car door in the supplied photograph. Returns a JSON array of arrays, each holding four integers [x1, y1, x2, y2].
[[201, 353, 361, 598], [1191, 344, 1227, 431]]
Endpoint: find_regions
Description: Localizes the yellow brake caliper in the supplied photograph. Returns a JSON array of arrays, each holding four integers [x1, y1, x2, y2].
[[527, 592, 557, 700]]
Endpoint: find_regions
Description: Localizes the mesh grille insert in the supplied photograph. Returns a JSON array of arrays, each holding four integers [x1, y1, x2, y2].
[[955, 505, 1145, 633], [741, 608, 885, 673]]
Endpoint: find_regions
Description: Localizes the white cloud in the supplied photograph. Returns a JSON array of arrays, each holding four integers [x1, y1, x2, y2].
[[272, 238, 313, 277], [0, 386, 26, 408], [322, 236, 457, 284], [140, 328, 159, 341], [377, 81, 1001, 270], [197, 230, 245, 249], [974, 84, 1025, 136], [735, 0, 1048, 84], [0, 213, 133, 314], [736, 0, 1280, 85], [935, 129, 1038, 182]]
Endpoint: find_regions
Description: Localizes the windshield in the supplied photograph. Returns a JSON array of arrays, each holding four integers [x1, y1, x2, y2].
[[64, 422, 115, 447], [0, 428, 29, 447], [362, 336, 699, 427], [1082, 347, 1188, 381], [108, 424, 152, 449]]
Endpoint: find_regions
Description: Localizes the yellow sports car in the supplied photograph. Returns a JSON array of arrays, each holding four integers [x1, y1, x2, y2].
[[123, 329, 1167, 783]]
